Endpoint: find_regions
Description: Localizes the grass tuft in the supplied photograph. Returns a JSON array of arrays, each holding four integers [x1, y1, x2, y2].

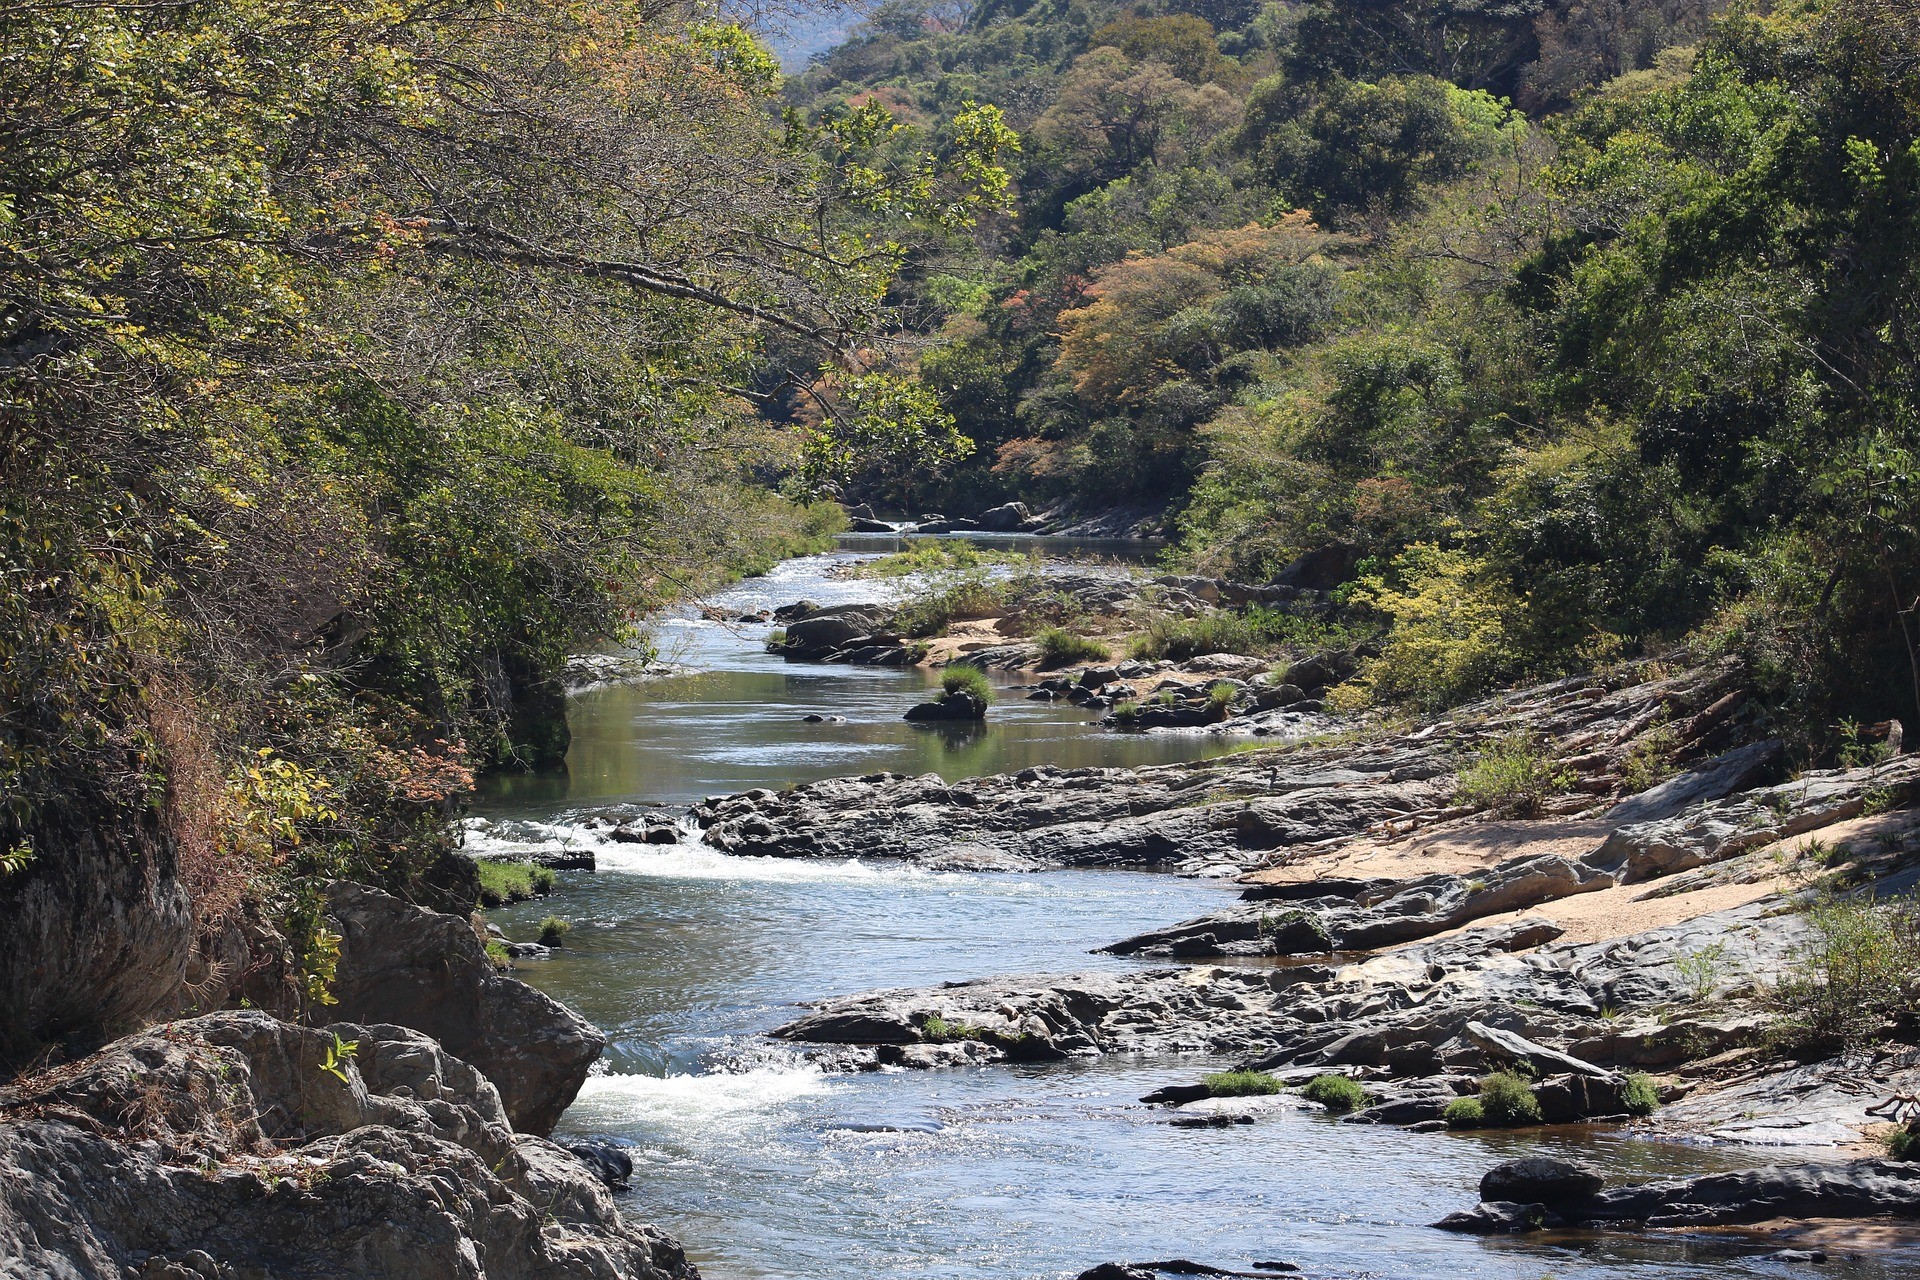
[[1203, 1069, 1284, 1097], [476, 859, 556, 908], [940, 665, 994, 701], [1300, 1073, 1369, 1113], [1035, 626, 1110, 667]]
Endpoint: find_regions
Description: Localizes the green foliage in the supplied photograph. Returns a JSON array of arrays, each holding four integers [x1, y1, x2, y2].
[[476, 860, 557, 909], [1035, 628, 1111, 667], [1126, 605, 1357, 663], [1453, 733, 1577, 818], [1335, 547, 1524, 711], [319, 1032, 359, 1086], [1673, 942, 1728, 1003], [1442, 1096, 1486, 1128], [1110, 700, 1144, 724], [1887, 1126, 1919, 1161], [485, 940, 513, 970], [1300, 1073, 1369, 1113], [919, 1014, 986, 1043], [537, 916, 571, 947], [940, 666, 995, 701], [1622, 1072, 1660, 1117], [893, 573, 1011, 637], [1206, 682, 1238, 712], [1477, 1071, 1544, 1126], [1772, 892, 1920, 1053], [801, 371, 977, 501], [852, 541, 1019, 578], [1204, 1069, 1285, 1097]]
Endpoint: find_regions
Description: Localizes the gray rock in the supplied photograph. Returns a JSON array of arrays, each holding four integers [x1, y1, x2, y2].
[[1603, 739, 1783, 824], [1480, 1157, 1605, 1207], [976, 501, 1032, 531], [904, 691, 987, 722], [552, 1135, 635, 1191], [323, 881, 603, 1134], [1433, 1201, 1558, 1234], [0, 1012, 694, 1280], [1582, 1159, 1920, 1226], [1465, 1020, 1615, 1080]]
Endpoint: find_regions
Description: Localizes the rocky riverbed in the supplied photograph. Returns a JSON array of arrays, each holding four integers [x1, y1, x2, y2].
[[673, 655, 1920, 1262]]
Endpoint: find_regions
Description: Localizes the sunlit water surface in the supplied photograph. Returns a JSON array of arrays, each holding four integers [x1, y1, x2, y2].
[[473, 538, 1919, 1280]]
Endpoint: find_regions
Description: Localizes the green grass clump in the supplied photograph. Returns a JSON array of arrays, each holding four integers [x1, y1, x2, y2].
[[1203, 1069, 1284, 1097], [476, 859, 557, 908], [1888, 1127, 1919, 1160], [1621, 1072, 1659, 1117], [1206, 681, 1238, 712], [1035, 627, 1110, 667], [1442, 1097, 1485, 1128], [940, 665, 994, 701], [484, 939, 512, 970], [1300, 1073, 1369, 1113], [537, 915, 571, 947], [920, 1014, 985, 1043], [1454, 732, 1577, 818], [1125, 606, 1361, 662], [1110, 700, 1142, 725], [1477, 1070, 1544, 1126], [853, 540, 1018, 579]]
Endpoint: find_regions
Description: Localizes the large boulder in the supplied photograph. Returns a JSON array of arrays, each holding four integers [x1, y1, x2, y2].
[[904, 691, 987, 722], [323, 881, 603, 1133], [0, 802, 192, 1066], [975, 501, 1031, 532], [1480, 1157, 1605, 1208], [774, 604, 891, 661], [0, 1011, 695, 1280]]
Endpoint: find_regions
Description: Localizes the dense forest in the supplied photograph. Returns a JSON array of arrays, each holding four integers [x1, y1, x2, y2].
[[791, 0, 1920, 736]]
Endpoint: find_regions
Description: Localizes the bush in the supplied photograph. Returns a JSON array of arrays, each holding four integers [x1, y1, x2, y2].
[[1035, 627, 1110, 667], [537, 915, 571, 947], [1478, 1071, 1543, 1126], [1442, 1097, 1485, 1128], [894, 572, 1009, 637], [1127, 612, 1262, 662], [1300, 1073, 1368, 1113], [1206, 681, 1238, 713], [1888, 1126, 1919, 1161], [940, 666, 994, 701], [1772, 892, 1920, 1052], [1332, 545, 1521, 711], [475, 860, 557, 909], [1204, 1069, 1284, 1097], [484, 939, 512, 970], [852, 540, 1018, 579], [1110, 700, 1143, 725], [1453, 731, 1576, 818], [1622, 1072, 1660, 1117]]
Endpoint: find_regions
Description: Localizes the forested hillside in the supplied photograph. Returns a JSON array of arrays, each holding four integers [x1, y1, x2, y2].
[[791, 0, 1920, 735]]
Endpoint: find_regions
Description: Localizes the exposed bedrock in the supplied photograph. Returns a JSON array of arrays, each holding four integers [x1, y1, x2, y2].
[[1436, 1155, 1920, 1233], [689, 662, 1784, 873], [1103, 753, 1920, 959], [323, 882, 603, 1134], [776, 900, 1802, 1079], [0, 1011, 695, 1280]]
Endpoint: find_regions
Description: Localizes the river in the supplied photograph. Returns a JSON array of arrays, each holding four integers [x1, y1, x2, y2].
[[471, 538, 1912, 1280]]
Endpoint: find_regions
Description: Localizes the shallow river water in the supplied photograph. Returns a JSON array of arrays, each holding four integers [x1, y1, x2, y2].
[[473, 538, 1916, 1280]]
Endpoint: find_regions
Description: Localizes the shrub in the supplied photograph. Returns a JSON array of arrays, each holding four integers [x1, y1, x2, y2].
[[1772, 891, 1920, 1052], [475, 859, 557, 908], [1110, 700, 1143, 725], [1332, 545, 1521, 711], [1204, 1069, 1284, 1097], [538, 915, 571, 947], [1035, 627, 1110, 667], [1442, 1097, 1485, 1128], [894, 572, 1010, 637], [941, 665, 994, 701], [1300, 1073, 1368, 1113], [484, 939, 512, 970], [1621, 1072, 1659, 1117], [1478, 1071, 1543, 1126], [1888, 1126, 1919, 1161], [1453, 731, 1576, 818], [1206, 681, 1238, 713], [852, 540, 1016, 578]]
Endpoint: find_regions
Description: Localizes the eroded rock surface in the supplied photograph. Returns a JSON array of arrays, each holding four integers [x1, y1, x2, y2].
[[0, 1012, 694, 1280], [324, 882, 603, 1134]]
